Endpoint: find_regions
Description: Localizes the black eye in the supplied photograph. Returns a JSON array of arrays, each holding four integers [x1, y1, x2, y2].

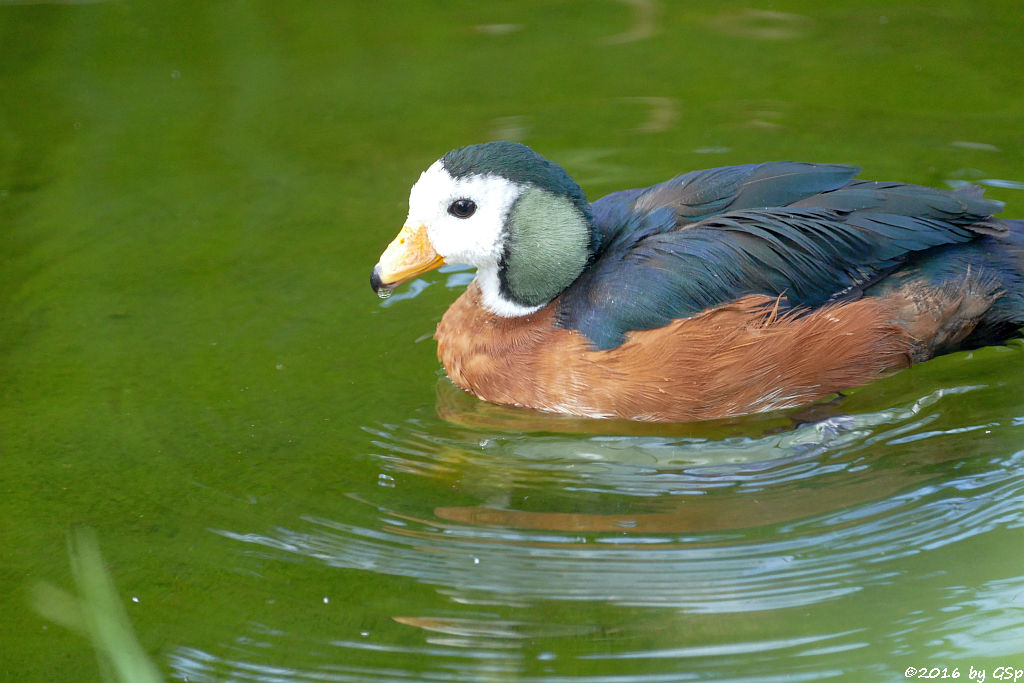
[[448, 199, 477, 218]]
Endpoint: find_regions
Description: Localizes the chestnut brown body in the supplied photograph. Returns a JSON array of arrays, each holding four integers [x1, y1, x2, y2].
[[436, 278, 1001, 422]]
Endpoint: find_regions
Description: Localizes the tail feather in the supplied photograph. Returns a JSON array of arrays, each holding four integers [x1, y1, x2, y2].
[[987, 218, 1024, 327], [866, 218, 1024, 351]]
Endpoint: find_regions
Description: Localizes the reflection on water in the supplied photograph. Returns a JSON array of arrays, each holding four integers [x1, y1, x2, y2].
[[188, 380, 1024, 681], [218, 386, 1024, 611], [601, 0, 659, 45], [705, 9, 814, 41]]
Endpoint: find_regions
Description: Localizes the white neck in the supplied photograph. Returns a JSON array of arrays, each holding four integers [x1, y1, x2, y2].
[[475, 263, 543, 317]]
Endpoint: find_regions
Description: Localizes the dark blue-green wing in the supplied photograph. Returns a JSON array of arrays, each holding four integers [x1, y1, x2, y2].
[[588, 161, 859, 252], [559, 165, 1004, 350], [633, 161, 858, 220]]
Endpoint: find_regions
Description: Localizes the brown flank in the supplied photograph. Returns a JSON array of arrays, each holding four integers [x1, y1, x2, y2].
[[435, 277, 999, 422]]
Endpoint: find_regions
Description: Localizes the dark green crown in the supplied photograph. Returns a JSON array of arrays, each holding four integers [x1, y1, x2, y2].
[[441, 141, 592, 222]]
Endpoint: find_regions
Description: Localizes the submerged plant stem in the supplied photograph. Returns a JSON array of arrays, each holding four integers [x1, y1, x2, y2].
[[32, 528, 163, 683]]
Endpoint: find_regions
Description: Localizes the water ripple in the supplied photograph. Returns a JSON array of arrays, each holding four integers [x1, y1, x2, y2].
[[200, 375, 1024, 681], [216, 388, 1024, 615]]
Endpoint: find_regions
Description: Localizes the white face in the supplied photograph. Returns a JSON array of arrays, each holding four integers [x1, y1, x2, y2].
[[406, 160, 524, 269]]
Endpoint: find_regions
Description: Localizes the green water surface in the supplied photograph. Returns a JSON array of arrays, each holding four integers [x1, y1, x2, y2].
[[3, 1, 1024, 681]]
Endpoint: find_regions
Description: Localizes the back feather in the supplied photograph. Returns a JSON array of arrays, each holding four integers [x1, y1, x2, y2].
[[558, 162, 1005, 350]]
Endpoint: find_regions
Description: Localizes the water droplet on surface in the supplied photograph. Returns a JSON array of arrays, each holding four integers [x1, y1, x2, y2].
[[377, 288, 393, 299]]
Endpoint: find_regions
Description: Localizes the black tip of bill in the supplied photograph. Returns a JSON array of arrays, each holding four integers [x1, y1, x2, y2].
[[371, 264, 393, 299]]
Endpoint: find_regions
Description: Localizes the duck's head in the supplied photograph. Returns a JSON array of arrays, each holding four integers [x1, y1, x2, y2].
[[371, 141, 594, 317]]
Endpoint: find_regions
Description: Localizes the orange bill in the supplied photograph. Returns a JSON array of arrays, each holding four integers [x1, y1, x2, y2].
[[371, 223, 445, 292]]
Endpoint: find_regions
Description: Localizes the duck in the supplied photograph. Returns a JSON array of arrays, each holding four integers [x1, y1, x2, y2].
[[371, 141, 1024, 422]]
